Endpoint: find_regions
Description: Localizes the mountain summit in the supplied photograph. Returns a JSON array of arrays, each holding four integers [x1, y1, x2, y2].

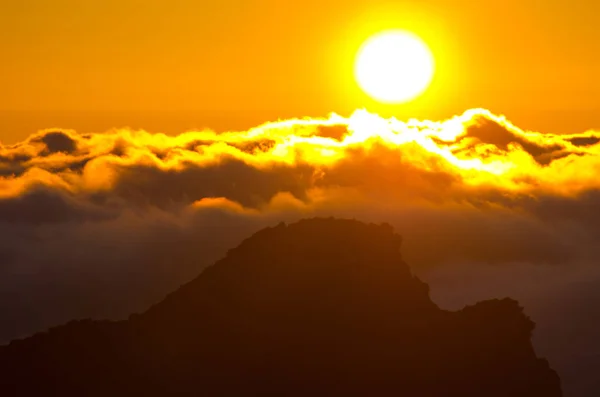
[[0, 218, 561, 396]]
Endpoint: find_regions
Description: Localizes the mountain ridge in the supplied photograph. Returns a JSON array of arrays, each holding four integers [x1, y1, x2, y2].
[[0, 218, 562, 396]]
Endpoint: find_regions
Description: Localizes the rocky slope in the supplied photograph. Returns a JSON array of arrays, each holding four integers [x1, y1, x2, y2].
[[0, 218, 562, 396]]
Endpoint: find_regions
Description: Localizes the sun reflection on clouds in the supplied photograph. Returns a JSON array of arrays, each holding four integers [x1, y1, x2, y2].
[[2, 108, 600, 208]]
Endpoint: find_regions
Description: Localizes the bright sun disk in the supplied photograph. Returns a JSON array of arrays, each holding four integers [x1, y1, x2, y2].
[[355, 30, 435, 104]]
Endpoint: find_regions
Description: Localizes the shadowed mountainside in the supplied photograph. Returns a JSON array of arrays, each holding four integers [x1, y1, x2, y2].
[[0, 218, 561, 396]]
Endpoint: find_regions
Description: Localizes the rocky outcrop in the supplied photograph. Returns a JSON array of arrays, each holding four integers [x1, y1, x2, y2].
[[0, 218, 562, 396]]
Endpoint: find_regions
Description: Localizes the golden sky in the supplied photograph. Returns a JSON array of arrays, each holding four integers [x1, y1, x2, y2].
[[1, 0, 599, 140]]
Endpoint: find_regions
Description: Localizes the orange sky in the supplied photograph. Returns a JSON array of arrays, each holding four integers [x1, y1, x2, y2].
[[1, 0, 599, 141]]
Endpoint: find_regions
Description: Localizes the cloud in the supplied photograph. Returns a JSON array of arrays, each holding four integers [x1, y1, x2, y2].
[[2, 108, 600, 395], [2, 108, 600, 247], [34, 131, 78, 155]]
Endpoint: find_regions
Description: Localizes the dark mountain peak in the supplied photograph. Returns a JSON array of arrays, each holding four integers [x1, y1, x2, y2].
[[217, 217, 403, 271], [0, 218, 561, 396], [144, 217, 427, 321]]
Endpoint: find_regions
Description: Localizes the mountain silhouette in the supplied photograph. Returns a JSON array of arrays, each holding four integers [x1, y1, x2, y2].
[[0, 218, 561, 396]]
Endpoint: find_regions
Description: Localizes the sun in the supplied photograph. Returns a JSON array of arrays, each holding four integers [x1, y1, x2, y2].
[[355, 30, 435, 104]]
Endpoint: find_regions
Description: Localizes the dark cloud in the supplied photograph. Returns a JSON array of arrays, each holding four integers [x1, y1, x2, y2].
[[0, 186, 113, 224], [36, 131, 78, 155], [0, 152, 32, 164], [227, 138, 277, 154], [458, 116, 563, 163], [568, 136, 600, 147], [111, 159, 315, 209]]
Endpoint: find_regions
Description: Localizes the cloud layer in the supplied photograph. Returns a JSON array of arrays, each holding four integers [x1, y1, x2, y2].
[[3, 109, 600, 262], [2, 109, 600, 394]]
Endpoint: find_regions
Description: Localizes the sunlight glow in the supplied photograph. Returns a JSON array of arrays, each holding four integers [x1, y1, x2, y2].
[[355, 30, 435, 103]]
